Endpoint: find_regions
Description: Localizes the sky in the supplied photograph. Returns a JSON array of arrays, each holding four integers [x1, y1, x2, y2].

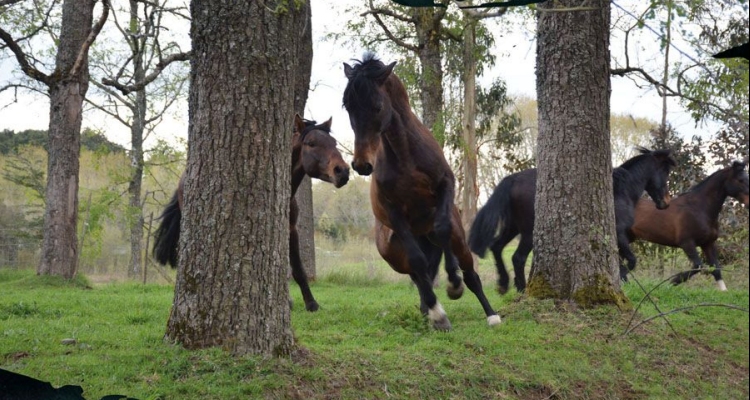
[[0, 0, 721, 152]]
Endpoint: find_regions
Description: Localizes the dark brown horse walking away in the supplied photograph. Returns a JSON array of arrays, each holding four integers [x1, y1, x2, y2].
[[152, 114, 350, 311], [629, 161, 749, 290], [468, 148, 676, 294], [343, 53, 500, 330]]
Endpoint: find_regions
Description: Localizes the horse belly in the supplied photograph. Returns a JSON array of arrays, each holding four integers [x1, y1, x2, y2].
[[632, 202, 684, 247]]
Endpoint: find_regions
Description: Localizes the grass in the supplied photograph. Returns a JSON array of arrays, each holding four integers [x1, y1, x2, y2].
[[1, 240, 748, 400]]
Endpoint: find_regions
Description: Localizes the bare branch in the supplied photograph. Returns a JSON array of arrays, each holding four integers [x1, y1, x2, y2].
[[69, 0, 111, 78], [364, 11, 419, 52], [101, 50, 191, 95], [624, 303, 748, 336], [0, 27, 52, 85]]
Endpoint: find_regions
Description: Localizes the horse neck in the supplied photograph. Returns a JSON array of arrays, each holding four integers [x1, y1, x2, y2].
[[686, 171, 729, 217], [381, 82, 421, 166], [290, 138, 305, 196], [617, 164, 652, 203]]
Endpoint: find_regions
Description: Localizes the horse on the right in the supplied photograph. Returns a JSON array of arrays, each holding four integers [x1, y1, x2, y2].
[[629, 161, 749, 290]]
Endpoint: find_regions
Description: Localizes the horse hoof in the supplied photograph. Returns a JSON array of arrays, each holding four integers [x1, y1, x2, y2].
[[717, 280, 727, 291], [305, 301, 320, 312], [497, 285, 508, 295], [428, 303, 451, 331], [487, 315, 501, 326], [446, 281, 464, 300], [432, 317, 452, 331]]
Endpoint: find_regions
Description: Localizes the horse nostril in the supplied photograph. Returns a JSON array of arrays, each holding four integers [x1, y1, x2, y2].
[[352, 161, 373, 176]]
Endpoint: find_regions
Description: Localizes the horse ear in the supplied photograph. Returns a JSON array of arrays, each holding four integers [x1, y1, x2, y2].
[[375, 61, 397, 84], [294, 113, 306, 134], [344, 63, 354, 79], [321, 117, 333, 131], [732, 160, 747, 171]]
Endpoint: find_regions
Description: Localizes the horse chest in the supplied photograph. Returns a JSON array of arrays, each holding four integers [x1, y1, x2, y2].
[[372, 174, 437, 230]]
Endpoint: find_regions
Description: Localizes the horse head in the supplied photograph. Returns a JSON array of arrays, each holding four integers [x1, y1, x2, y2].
[[727, 161, 749, 207], [642, 148, 677, 210], [342, 53, 398, 176], [293, 114, 349, 188]]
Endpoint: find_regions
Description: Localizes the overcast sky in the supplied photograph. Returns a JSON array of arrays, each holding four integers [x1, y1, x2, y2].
[[0, 0, 720, 151]]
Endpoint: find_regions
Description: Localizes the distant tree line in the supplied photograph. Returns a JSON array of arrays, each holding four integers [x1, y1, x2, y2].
[[0, 128, 126, 155]]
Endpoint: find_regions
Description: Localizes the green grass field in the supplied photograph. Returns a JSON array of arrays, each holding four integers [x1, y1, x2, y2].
[[1, 240, 748, 399]]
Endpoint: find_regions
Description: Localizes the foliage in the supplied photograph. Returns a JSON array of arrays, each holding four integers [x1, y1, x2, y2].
[[0, 128, 126, 155], [0, 268, 746, 399], [312, 176, 374, 240]]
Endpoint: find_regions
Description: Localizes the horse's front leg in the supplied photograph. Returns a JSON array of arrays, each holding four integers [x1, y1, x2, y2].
[[289, 199, 319, 311], [617, 234, 636, 282], [671, 244, 702, 286], [702, 243, 726, 291], [387, 208, 451, 331]]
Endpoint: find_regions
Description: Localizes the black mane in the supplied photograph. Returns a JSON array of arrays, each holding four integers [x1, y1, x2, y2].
[[342, 52, 388, 111]]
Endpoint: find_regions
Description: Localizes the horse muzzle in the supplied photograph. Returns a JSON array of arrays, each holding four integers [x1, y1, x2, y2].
[[352, 161, 373, 176], [655, 194, 671, 210], [334, 166, 350, 188]]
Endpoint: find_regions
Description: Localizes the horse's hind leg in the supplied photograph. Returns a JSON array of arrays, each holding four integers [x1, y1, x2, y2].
[[671, 245, 703, 286], [512, 233, 533, 293], [433, 208, 464, 300], [702, 243, 726, 291], [453, 230, 501, 326], [489, 229, 516, 295]]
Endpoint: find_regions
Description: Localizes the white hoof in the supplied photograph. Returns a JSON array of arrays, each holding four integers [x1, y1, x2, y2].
[[487, 315, 501, 326], [717, 280, 727, 291]]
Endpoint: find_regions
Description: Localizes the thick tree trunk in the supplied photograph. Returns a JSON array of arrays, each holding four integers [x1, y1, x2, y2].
[[37, 0, 95, 279], [414, 8, 445, 142], [165, 0, 302, 356], [461, 20, 478, 230], [295, 0, 316, 279], [529, 0, 625, 306], [128, 45, 146, 279]]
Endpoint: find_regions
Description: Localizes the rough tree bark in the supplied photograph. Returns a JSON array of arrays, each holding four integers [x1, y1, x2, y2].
[[165, 0, 304, 356], [294, 0, 316, 279], [36, 0, 104, 278], [528, 0, 626, 307]]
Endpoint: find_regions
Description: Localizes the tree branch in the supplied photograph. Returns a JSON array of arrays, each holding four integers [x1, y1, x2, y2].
[[101, 51, 191, 95], [0, 27, 51, 85], [69, 0, 111, 79]]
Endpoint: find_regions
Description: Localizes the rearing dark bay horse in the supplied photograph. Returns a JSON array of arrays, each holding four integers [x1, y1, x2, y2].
[[469, 148, 676, 294], [343, 53, 500, 330], [152, 114, 350, 311], [629, 161, 749, 291]]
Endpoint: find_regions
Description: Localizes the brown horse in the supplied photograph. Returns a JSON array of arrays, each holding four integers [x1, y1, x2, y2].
[[152, 114, 350, 311], [629, 161, 749, 290], [468, 148, 677, 293], [343, 53, 500, 330]]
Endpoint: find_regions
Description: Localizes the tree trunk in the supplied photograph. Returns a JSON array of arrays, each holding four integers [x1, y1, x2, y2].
[[128, 5, 146, 277], [294, 0, 316, 279], [414, 8, 445, 143], [165, 0, 301, 356], [529, 0, 625, 307], [460, 19, 478, 231], [37, 0, 95, 279]]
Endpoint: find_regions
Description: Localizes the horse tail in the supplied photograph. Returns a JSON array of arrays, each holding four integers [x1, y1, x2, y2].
[[468, 175, 514, 258], [152, 191, 181, 268]]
